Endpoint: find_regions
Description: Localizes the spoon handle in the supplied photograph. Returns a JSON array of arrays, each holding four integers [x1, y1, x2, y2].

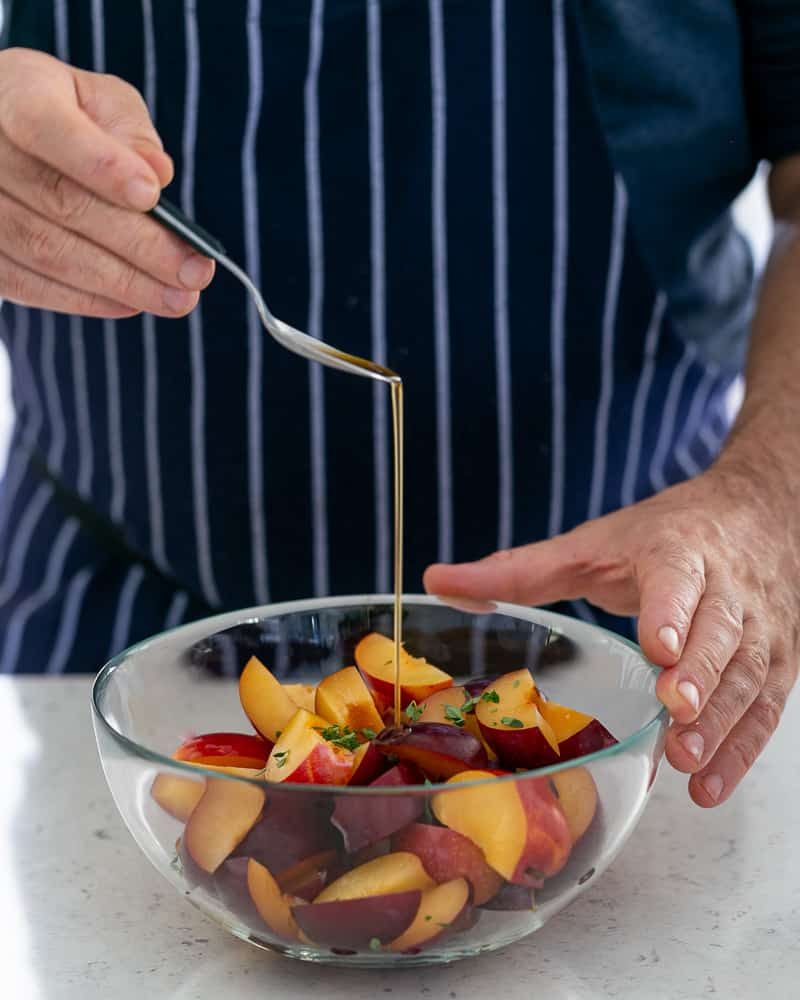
[[149, 196, 227, 259]]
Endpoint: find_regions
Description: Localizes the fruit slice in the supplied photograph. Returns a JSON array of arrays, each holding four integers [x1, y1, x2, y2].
[[292, 891, 422, 950], [150, 773, 206, 821], [390, 878, 471, 953], [432, 770, 571, 885], [233, 793, 339, 875], [264, 709, 354, 785], [392, 823, 503, 905], [475, 669, 560, 769], [276, 850, 339, 902], [173, 731, 271, 769], [348, 740, 387, 786], [549, 767, 598, 842], [462, 676, 499, 699], [291, 851, 436, 949], [283, 683, 317, 713], [315, 851, 436, 902], [247, 858, 304, 941], [373, 722, 488, 780], [416, 685, 492, 755], [355, 632, 452, 710], [537, 700, 617, 762], [331, 762, 425, 852], [214, 856, 267, 927], [315, 666, 384, 734], [239, 656, 298, 742], [184, 777, 265, 873]]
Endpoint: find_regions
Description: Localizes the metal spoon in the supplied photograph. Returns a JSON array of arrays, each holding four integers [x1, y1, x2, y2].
[[150, 197, 398, 384]]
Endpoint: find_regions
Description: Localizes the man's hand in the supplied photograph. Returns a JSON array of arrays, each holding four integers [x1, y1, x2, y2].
[[0, 48, 214, 318], [424, 465, 799, 808]]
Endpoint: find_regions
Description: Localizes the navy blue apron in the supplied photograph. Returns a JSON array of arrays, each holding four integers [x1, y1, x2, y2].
[[0, 0, 736, 673]]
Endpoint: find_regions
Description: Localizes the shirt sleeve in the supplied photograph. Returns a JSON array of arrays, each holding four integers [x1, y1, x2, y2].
[[738, 0, 800, 162]]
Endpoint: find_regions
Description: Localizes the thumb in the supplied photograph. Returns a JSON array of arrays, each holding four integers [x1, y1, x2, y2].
[[73, 67, 173, 188], [423, 530, 593, 607]]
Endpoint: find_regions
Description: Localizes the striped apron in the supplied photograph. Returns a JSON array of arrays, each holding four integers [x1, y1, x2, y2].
[[0, 1, 738, 673]]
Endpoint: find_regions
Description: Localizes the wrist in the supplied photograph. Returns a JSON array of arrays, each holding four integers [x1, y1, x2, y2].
[[711, 406, 799, 527]]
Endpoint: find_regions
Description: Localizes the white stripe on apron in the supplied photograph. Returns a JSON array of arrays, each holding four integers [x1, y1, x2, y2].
[[649, 341, 696, 492], [367, 0, 391, 590], [109, 563, 146, 657], [621, 292, 667, 507], [46, 565, 94, 674], [429, 0, 453, 564], [183, 0, 221, 607], [588, 174, 627, 521], [305, 0, 329, 597], [0, 519, 79, 674], [243, 0, 270, 604]]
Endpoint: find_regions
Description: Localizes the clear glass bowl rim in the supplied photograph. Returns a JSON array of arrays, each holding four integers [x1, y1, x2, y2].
[[91, 593, 668, 796]]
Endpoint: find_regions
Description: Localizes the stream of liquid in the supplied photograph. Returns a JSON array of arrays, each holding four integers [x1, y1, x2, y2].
[[301, 348, 404, 726], [390, 380, 404, 727]]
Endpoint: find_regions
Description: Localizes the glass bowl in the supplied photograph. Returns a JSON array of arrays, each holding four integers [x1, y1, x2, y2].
[[91, 595, 668, 967]]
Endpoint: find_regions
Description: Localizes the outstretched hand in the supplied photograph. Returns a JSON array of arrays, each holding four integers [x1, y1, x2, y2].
[[424, 465, 799, 807]]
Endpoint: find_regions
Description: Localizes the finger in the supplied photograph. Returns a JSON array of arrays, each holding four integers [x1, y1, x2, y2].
[[635, 541, 705, 666], [0, 141, 214, 291], [664, 618, 769, 772], [655, 583, 743, 724], [0, 250, 139, 319], [0, 189, 200, 316], [0, 76, 161, 211], [424, 530, 594, 607], [72, 68, 174, 187], [687, 665, 791, 807]]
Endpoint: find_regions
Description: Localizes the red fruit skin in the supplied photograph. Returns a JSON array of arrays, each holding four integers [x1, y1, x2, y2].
[[232, 792, 339, 875], [213, 857, 265, 927], [478, 722, 560, 771], [392, 823, 503, 906], [174, 731, 272, 768], [509, 776, 572, 886], [374, 723, 488, 780], [556, 719, 618, 763], [462, 676, 499, 699], [348, 741, 388, 785], [331, 763, 425, 853], [292, 891, 422, 949]]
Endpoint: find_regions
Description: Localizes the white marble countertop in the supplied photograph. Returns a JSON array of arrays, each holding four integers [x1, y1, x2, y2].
[[2, 676, 798, 1000]]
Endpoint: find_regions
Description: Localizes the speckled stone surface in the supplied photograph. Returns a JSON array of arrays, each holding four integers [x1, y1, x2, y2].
[[2, 677, 798, 999]]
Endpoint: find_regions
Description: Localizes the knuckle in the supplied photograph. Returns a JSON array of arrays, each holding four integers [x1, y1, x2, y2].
[[110, 263, 141, 304], [749, 685, 786, 739], [124, 221, 174, 272], [736, 635, 770, 685], [39, 169, 95, 225], [704, 595, 744, 639], [687, 640, 727, 682], [726, 735, 760, 776]]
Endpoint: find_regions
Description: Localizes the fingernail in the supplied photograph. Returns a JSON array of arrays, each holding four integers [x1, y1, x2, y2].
[[701, 773, 723, 803], [657, 625, 681, 657], [162, 286, 196, 313], [126, 176, 160, 211], [677, 680, 700, 712], [679, 730, 704, 762], [179, 254, 214, 289]]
